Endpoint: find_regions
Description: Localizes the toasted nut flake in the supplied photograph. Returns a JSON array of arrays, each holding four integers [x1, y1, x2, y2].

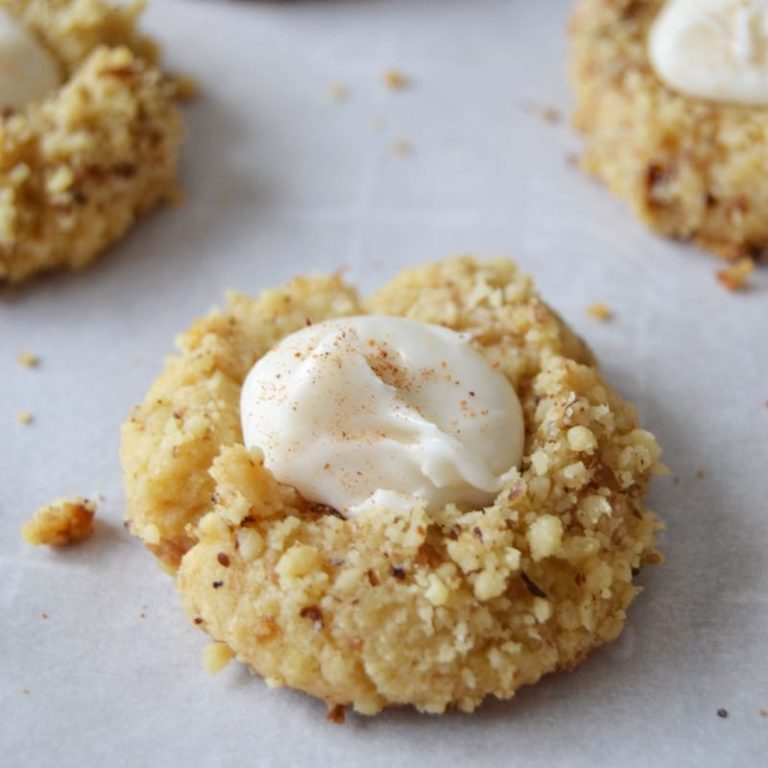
[[203, 641, 234, 674], [716, 258, 754, 291], [392, 139, 413, 155], [383, 69, 408, 89], [22, 497, 96, 546], [17, 352, 40, 368], [586, 302, 613, 321]]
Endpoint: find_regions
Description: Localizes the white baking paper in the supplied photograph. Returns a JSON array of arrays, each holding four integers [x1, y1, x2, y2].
[[1, 1, 766, 765]]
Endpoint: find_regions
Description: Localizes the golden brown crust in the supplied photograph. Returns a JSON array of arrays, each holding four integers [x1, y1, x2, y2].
[[0, 0, 183, 283], [122, 257, 662, 714], [570, 0, 768, 260]]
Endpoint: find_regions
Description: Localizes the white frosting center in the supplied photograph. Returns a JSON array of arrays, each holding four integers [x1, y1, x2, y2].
[[240, 316, 525, 518], [649, 0, 768, 105]]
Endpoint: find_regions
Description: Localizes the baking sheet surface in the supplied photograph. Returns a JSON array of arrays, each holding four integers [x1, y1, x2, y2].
[[1, 1, 766, 765]]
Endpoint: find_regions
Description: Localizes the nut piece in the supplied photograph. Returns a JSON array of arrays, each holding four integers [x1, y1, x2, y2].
[[424, 574, 450, 606], [21, 497, 96, 546], [567, 425, 598, 453], [527, 514, 564, 562]]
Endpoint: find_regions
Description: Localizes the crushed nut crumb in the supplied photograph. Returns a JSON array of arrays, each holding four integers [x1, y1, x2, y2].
[[392, 139, 413, 156], [17, 352, 40, 368], [383, 69, 408, 90], [586, 302, 613, 321], [16, 410, 33, 426], [21, 497, 96, 547]]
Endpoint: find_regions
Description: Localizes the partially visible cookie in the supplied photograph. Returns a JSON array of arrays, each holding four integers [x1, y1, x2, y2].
[[122, 257, 662, 715], [570, 0, 768, 261], [0, 0, 184, 283]]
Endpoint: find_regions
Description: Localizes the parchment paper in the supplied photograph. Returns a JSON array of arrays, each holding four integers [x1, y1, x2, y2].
[[1, 1, 766, 765]]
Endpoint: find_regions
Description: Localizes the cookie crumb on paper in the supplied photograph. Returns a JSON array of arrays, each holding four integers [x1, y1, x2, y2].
[[716, 258, 754, 291], [16, 410, 33, 426], [21, 497, 96, 547], [383, 68, 408, 90], [17, 352, 40, 368], [539, 106, 561, 123], [586, 302, 613, 321]]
